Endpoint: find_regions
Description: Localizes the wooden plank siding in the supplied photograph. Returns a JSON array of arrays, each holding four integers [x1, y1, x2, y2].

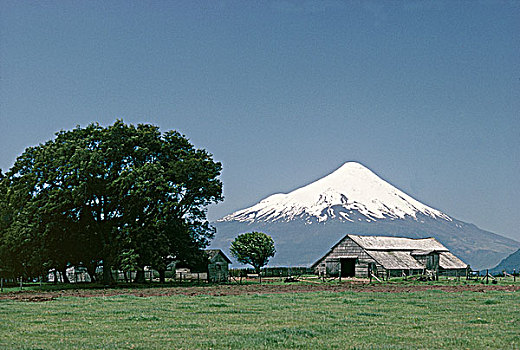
[[207, 252, 230, 282], [313, 236, 385, 278]]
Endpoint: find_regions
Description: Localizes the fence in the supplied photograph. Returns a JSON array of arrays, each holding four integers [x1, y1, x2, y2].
[[229, 267, 314, 278]]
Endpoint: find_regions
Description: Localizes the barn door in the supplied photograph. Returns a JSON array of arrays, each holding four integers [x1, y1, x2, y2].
[[340, 258, 356, 277], [326, 259, 340, 277]]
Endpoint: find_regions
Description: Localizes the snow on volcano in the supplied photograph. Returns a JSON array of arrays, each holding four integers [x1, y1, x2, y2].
[[220, 162, 451, 223]]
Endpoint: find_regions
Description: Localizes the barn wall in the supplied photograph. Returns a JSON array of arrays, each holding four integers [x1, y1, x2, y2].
[[315, 237, 384, 278], [411, 253, 439, 270], [208, 254, 229, 282], [412, 255, 427, 266], [439, 268, 468, 277]]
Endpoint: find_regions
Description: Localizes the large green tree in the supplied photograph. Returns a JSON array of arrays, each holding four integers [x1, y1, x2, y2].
[[0, 121, 222, 284], [230, 232, 276, 275], [0, 170, 13, 279]]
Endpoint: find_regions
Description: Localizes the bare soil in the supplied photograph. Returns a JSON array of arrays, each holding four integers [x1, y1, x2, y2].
[[2, 281, 519, 302]]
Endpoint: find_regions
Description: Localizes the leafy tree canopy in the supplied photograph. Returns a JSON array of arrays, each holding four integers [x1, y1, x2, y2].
[[230, 232, 276, 274], [0, 120, 223, 284]]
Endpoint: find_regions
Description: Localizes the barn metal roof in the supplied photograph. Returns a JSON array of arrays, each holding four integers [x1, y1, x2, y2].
[[348, 234, 448, 251], [439, 252, 468, 269], [411, 250, 436, 256], [368, 251, 425, 270]]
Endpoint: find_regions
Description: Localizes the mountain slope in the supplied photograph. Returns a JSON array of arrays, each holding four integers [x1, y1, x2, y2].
[[212, 162, 519, 270], [489, 249, 520, 274]]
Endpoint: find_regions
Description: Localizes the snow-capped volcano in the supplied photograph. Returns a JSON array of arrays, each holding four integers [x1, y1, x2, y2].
[[212, 162, 520, 269], [221, 162, 450, 223]]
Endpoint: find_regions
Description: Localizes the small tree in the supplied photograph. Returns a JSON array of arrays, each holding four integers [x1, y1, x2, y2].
[[119, 249, 139, 283], [230, 232, 276, 277]]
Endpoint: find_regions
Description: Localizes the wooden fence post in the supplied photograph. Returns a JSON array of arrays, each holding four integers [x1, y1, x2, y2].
[[486, 269, 489, 284]]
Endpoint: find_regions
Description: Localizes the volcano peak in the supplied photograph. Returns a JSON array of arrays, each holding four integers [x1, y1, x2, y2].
[[220, 162, 450, 223]]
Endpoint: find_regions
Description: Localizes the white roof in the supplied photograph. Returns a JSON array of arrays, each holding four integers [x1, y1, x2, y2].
[[369, 251, 425, 270], [439, 252, 468, 269], [349, 234, 448, 251]]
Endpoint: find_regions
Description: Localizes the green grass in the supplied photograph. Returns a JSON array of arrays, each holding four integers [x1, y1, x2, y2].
[[1, 289, 519, 349]]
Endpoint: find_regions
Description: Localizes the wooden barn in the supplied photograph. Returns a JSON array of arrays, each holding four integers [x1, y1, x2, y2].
[[205, 249, 231, 282], [312, 234, 468, 279]]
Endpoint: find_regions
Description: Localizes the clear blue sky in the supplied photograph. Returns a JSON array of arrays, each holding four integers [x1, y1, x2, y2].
[[1, 1, 519, 240]]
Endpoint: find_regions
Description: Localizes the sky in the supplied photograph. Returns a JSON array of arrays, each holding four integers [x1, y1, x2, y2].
[[1, 1, 519, 240]]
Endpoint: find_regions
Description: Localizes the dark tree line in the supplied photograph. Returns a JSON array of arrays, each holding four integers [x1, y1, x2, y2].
[[0, 121, 222, 284]]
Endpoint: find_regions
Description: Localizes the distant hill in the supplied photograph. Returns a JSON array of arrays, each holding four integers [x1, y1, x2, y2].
[[211, 162, 520, 270], [489, 249, 520, 274]]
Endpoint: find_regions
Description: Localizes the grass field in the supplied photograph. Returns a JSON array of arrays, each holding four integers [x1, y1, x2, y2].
[[1, 283, 519, 349]]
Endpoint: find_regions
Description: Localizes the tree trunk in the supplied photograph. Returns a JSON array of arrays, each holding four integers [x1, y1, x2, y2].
[[255, 266, 261, 284], [158, 269, 166, 284], [59, 267, 70, 284], [102, 258, 114, 285], [85, 262, 97, 283], [134, 268, 146, 283]]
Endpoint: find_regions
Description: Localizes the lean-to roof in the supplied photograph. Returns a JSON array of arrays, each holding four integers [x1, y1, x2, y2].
[[439, 252, 467, 269], [368, 251, 425, 270]]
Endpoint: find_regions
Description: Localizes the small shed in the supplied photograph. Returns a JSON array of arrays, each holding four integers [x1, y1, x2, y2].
[[205, 249, 231, 282], [312, 234, 468, 279]]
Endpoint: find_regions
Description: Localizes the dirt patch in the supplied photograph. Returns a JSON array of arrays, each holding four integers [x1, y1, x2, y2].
[[1, 282, 519, 302], [15, 295, 57, 302]]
